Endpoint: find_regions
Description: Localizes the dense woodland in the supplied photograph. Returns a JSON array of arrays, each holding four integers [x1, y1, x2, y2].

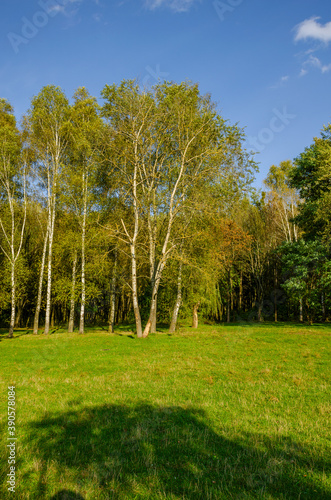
[[0, 81, 330, 338]]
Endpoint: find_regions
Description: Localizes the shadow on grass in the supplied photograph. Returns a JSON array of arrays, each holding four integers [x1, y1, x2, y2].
[[0, 328, 31, 341], [50, 491, 85, 500], [22, 404, 330, 499]]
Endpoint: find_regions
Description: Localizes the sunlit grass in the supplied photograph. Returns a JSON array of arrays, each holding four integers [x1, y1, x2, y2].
[[0, 322, 330, 499]]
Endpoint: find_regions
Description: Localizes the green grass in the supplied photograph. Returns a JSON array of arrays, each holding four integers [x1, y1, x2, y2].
[[0, 322, 330, 499]]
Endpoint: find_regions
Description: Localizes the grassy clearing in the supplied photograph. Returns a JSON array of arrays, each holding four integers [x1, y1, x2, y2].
[[0, 322, 330, 499]]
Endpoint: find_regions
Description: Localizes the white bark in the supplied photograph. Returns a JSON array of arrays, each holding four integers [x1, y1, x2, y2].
[[79, 170, 87, 334], [68, 249, 78, 333], [44, 187, 56, 335], [109, 248, 117, 333], [131, 150, 143, 337], [33, 228, 48, 334], [169, 257, 183, 333], [0, 164, 27, 338], [143, 137, 198, 338]]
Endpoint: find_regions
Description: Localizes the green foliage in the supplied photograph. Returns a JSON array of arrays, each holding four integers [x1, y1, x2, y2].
[[279, 240, 330, 322], [290, 124, 331, 239]]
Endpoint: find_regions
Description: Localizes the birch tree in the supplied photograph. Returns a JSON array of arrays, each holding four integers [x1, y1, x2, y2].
[[65, 87, 103, 334], [101, 81, 157, 338], [101, 80, 252, 337], [141, 81, 250, 337], [0, 99, 27, 338], [25, 86, 69, 335], [264, 161, 300, 243]]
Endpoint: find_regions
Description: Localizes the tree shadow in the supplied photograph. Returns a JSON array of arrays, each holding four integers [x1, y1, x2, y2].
[[0, 328, 30, 341], [23, 404, 330, 499], [50, 490, 85, 500]]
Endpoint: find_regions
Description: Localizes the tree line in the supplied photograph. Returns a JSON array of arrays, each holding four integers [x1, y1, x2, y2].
[[0, 81, 330, 338]]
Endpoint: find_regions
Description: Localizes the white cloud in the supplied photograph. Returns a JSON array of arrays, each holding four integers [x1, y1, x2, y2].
[[300, 54, 331, 75], [294, 17, 331, 44], [47, 0, 82, 16], [270, 75, 289, 89], [145, 0, 197, 13], [321, 63, 331, 73]]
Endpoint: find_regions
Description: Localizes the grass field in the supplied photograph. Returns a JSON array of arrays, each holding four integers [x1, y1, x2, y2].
[[0, 322, 330, 499]]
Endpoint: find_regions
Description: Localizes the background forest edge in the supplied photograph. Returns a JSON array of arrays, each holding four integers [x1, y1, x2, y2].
[[0, 80, 330, 337]]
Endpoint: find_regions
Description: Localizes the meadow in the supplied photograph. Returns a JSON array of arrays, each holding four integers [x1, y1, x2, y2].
[[0, 322, 330, 499]]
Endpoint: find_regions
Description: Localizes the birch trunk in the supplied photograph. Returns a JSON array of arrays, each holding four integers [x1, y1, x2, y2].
[[192, 302, 200, 329], [131, 242, 142, 337], [8, 261, 15, 338], [143, 267, 165, 338], [33, 229, 48, 334], [68, 249, 78, 333], [0, 167, 27, 338], [109, 248, 117, 334], [150, 285, 157, 333], [79, 171, 87, 335], [44, 191, 56, 335], [169, 258, 183, 333], [143, 136, 197, 338], [148, 202, 157, 333], [130, 147, 143, 338], [8, 195, 16, 338]]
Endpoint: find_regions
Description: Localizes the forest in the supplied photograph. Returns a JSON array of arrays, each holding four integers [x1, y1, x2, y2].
[[0, 80, 330, 338]]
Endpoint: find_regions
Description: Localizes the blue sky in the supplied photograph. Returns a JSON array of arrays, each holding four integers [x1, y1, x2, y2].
[[1, 0, 331, 186]]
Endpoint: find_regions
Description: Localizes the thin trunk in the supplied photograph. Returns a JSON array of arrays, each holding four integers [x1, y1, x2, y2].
[[8, 261, 15, 338], [239, 271, 243, 310], [299, 298, 303, 322], [292, 201, 298, 242], [131, 242, 142, 337], [257, 283, 263, 322], [257, 301, 263, 322], [143, 271, 163, 338], [50, 307, 55, 328], [44, 193, 56, 335], [169, 258, 183, 333], [321, 292, 326, 322], [143, 146, 191, 338], [5, 170, 27, 338], [282, 200, 292, 243], [79, 172, 87, 335], [33, 229, 48, 334], [274, 266, 278, 322], [227, 293, 230, 323], [8, 195, 15, 338], [148, 200, 157, 334], [150, 288, 157, 333], [130, 150, 142, 338], [15, 298, 24, 328], [192, 302, 200, 329], [227, 271, 231, 323], [68, 249, 78, 333], [109, 248, 117, 334]]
